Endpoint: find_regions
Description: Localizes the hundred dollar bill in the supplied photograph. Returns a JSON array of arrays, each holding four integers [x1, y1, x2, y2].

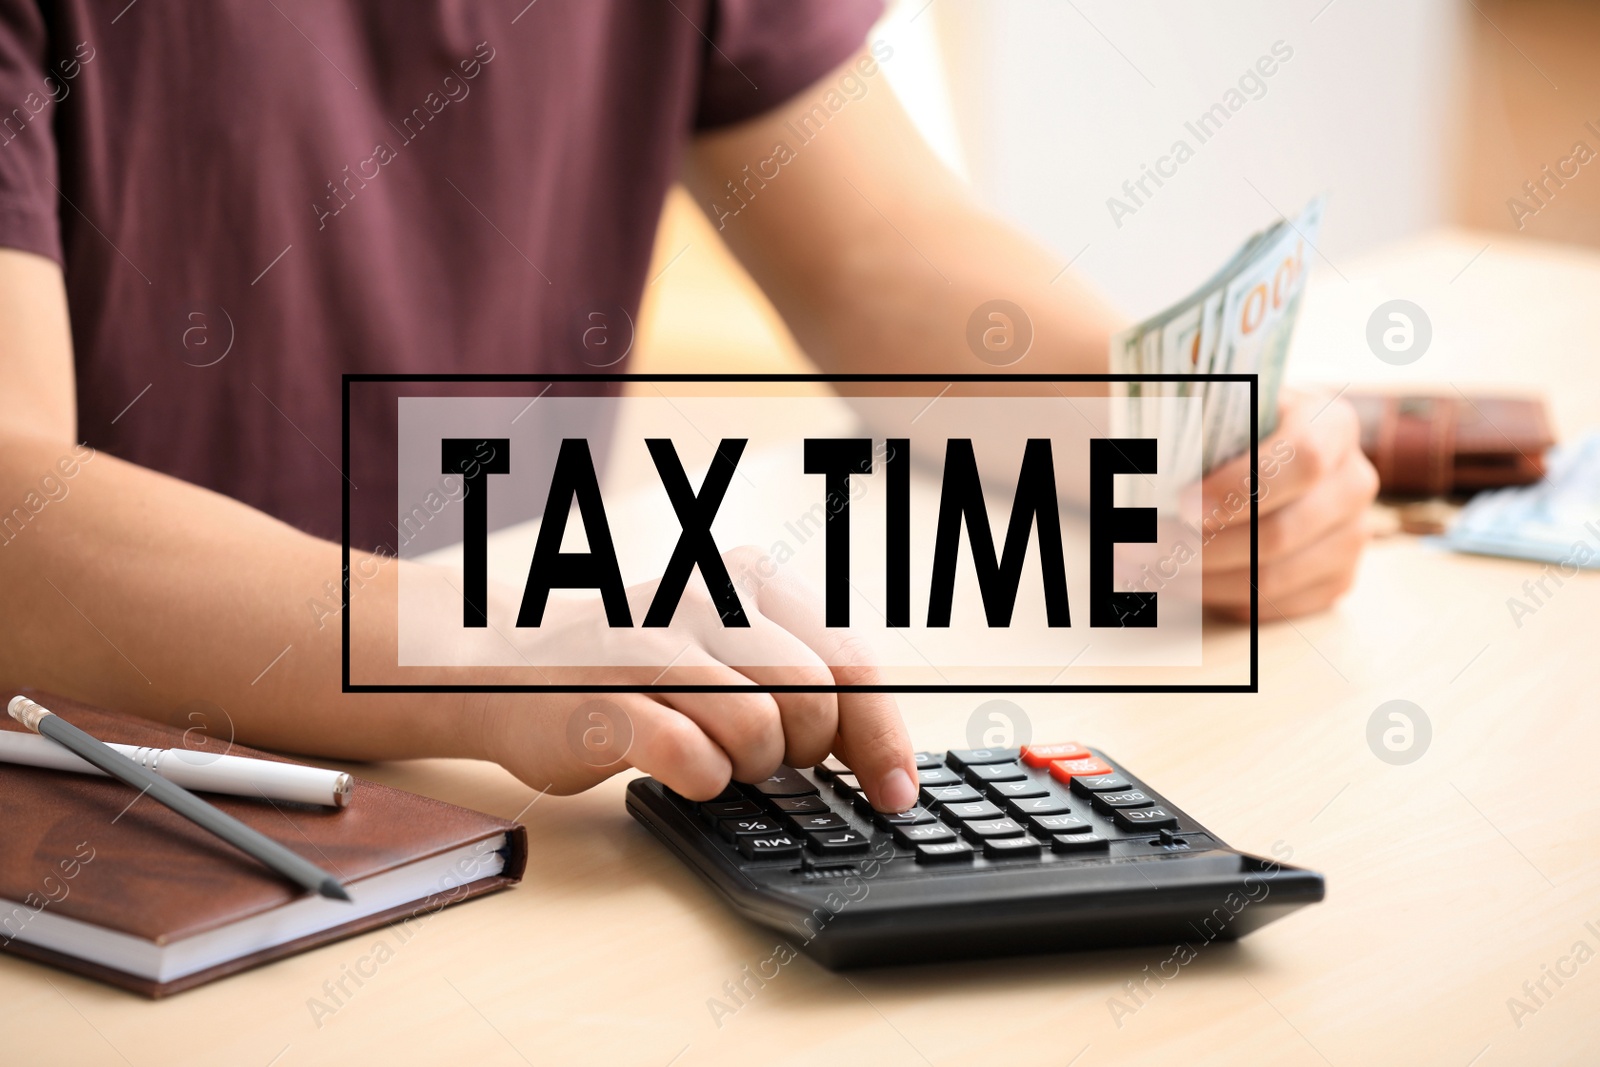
[[1111, 195, 1324, 481]]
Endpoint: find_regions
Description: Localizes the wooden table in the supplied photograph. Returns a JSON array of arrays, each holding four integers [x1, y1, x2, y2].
[[5, 229, 1596, 1066]]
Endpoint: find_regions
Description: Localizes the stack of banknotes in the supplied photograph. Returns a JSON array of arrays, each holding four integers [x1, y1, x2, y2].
[[1111, 196, 1325, 491], [1443, 431, 1600, 568]]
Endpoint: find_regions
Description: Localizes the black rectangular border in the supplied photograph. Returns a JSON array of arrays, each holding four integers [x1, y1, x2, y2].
[[342, 374, 1258, 694]]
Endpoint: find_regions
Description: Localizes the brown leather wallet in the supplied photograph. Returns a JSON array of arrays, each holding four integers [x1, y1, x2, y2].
[[1347, 391, 1553, 497]]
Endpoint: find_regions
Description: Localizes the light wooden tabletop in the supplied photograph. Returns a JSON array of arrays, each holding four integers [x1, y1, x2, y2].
[[5, 229, 1597, 1066]]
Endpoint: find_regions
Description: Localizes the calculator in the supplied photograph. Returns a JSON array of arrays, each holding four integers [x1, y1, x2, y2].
[[626, 744, 1324, 967]]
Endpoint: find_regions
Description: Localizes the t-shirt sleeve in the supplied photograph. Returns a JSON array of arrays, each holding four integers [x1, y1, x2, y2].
[[694, 0, 884, 130], [0, 1, 61, 263]]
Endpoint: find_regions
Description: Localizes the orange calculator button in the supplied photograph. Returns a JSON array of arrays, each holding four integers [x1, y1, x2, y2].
[[1021, 743, 1090, 768], [1048, 757, 1113, 784]]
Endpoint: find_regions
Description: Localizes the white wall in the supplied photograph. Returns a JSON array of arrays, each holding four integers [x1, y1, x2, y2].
[[895, 0, 1468, 320]]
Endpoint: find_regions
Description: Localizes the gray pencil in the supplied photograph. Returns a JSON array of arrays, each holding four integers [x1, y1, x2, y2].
[[8, 696, 350, 902]]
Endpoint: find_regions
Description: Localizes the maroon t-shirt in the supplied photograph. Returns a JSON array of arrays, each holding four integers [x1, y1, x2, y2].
[[0, 0, 879, 547]]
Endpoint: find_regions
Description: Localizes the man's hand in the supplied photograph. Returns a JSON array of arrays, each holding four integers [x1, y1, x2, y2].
[[1198, 389, 1379, 621], [479, 547, 920, 812]]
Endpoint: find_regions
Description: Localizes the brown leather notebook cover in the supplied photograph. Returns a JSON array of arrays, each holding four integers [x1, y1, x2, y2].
[[0, 691, 527, 998], [1348, 391, 1554, 497]]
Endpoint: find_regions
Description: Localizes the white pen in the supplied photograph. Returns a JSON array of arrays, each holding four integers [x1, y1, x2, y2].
[[0, 730, 352, 808]]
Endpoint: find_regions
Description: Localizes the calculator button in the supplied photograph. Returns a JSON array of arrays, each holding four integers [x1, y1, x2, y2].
[[770, 795, 830, 815], [965, 762, 1028, 786], [748, 767, 820, 797], [832, 773, 862, 794], [916, 840, 976, 863], [1006, 795, 1073, 818], [989, 779, 1050, 800], [1047, 757, 1114, 784], [982, 835, 1042, 859], [940, 800, 1003, 823], [738, 834, 803, 860], [1020, 742, 1091, 767], [914, 751, 946, 770], [1068, 773, 1134, 796], [814, 758, 850, 781], [945, 748, 1020, 769], [917, 766, 963, 788], [1030, 813, 1093, 836], [806, 829, 870, 855], [1092, 789, 1157, 812], [961, 817, 1027, 840], [923, 783, 984, 806], [1051, 833, 1110, 852], [893, 822, 959, 847], [847, 792, 880, 816], [874, 806, 938, 829], [719, 816, 783, 840], [788, 812, 850, 833], [1112, 806, 1179, 831], [699, 800, 763, 822]]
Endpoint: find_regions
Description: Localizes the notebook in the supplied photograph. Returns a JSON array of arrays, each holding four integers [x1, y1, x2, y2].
[[0, 691, 527, 997]]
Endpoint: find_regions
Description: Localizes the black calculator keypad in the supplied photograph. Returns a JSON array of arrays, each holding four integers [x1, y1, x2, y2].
[[684, 743, 1199, 869]]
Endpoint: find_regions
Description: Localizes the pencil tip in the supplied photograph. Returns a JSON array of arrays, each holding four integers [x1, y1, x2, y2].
[[321, 879, 353, 902]]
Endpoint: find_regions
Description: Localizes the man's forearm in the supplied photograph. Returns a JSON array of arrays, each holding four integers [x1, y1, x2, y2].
[[0, 431, 485, 762], [803, 196, 1124, 381]]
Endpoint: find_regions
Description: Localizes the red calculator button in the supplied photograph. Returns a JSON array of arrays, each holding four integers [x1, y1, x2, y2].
[[1021, 743, 1091, 767], [1048, 757, 1113, 784]]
